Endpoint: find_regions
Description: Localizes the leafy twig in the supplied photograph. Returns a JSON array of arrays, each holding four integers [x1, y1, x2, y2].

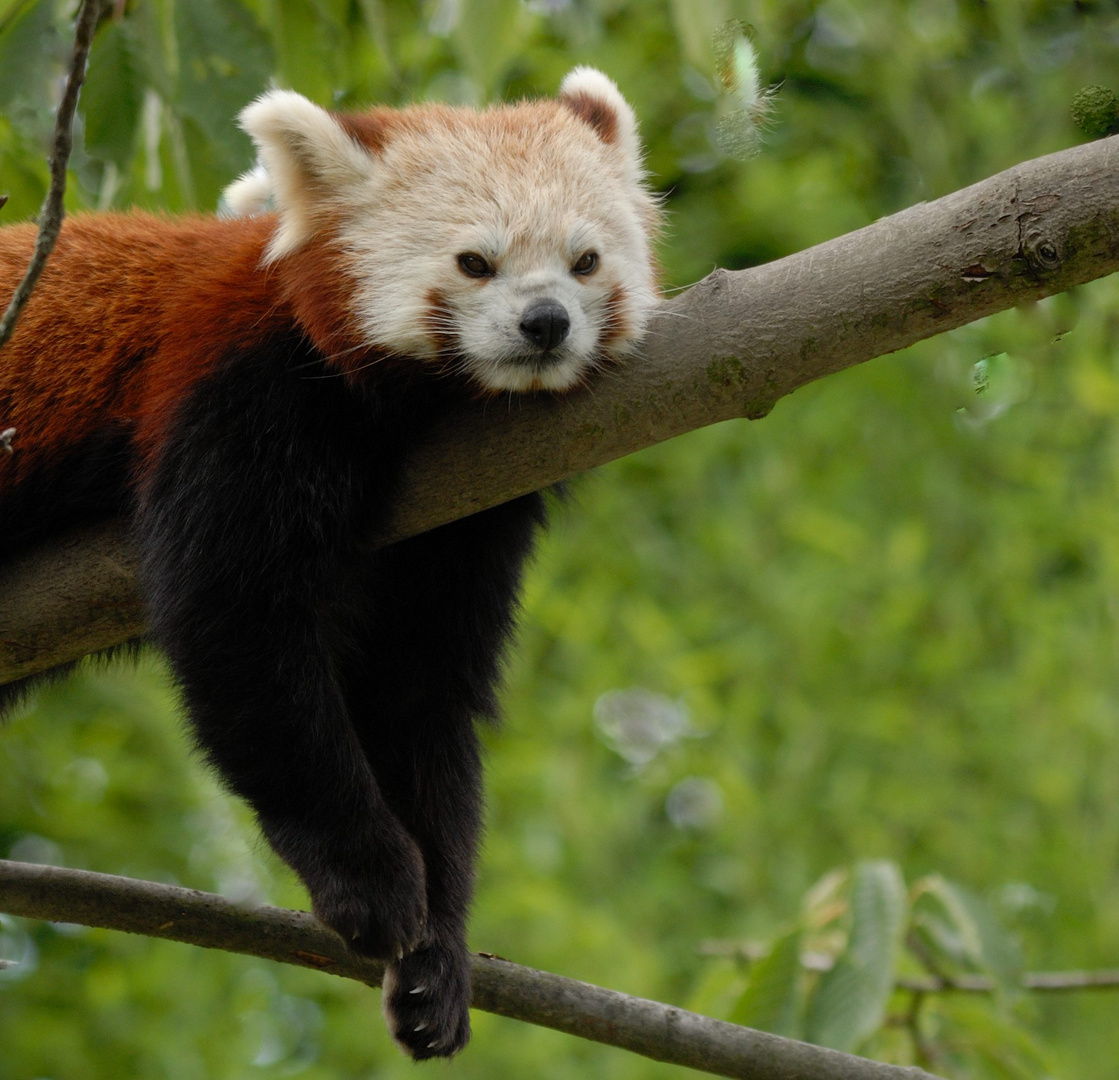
[[0, 0, 105, 353]]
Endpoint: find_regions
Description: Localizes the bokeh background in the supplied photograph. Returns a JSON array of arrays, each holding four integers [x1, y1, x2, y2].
[[2, 1, 1118, 1077]]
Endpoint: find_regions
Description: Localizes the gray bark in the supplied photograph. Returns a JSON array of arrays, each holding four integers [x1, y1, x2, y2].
[[2, 133, 1118, 686]]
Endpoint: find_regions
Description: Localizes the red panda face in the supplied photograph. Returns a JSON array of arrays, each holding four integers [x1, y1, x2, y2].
[[226, 69, 661, 394]]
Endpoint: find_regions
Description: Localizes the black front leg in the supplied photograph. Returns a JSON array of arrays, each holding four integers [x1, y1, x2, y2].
[[337, 493, 546, 1058], [135, 346, 429, 960]]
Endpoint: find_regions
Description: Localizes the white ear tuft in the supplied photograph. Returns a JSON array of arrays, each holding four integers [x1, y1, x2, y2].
[[560, 67, 629, 112], [238, 89, 374, 261], [558, 67, 643, 179], [219, 163, 273, 218]]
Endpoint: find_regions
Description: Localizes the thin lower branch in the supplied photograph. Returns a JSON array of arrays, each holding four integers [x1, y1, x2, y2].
[[0, 860, 942, 1080], [899, 971, 1119, 993], [703, 942, 1119, 994], [0, 0, 104, 352]]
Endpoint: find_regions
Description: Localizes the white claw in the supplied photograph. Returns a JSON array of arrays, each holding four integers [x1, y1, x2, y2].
[[396, 946, 404, 960], [427, 1041, 438, 1049], [414, 1022, 427, 1032], [409, 985, 426, 995]]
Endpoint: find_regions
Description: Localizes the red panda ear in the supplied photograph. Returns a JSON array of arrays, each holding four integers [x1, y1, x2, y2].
[[236, 90, 377, 262], [559, 67, 644, 175]]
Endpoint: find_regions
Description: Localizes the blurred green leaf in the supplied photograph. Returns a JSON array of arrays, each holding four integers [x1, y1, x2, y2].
[[937, 998, 1058, 1080], [81, 19, 145, 172], [669, 0, 729, 67], [729, 925, 803, 1036], [687, 955, 747, 1019], [125, 0, 175, 101], [0, 0, 59, 112], [0, 115, 47, 217], [261, 0, 336, 104], [916, 875, 1025, 1000], [804, 861, 907, 1051], [452, 0, 526, 93], [173, 0, 271, 182]]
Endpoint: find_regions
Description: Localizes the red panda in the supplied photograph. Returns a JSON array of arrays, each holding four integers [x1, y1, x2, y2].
[[0, 68, 660, 1058]]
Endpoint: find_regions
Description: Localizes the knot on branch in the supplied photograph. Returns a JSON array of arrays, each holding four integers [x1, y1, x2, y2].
[[1026, 233, 1063, 271]]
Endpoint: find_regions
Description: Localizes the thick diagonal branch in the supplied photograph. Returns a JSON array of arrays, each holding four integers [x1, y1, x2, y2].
[[1, 134, 1117, 685], [0, 859, 941, 1080]]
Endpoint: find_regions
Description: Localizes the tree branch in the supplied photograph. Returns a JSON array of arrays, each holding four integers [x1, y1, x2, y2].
[[0, 859, 942, 1080], [898, 970, 1119, 993], [703, 942, 1119, 994], [0, 0, 104, 352], [1, 134, 1117, 686]]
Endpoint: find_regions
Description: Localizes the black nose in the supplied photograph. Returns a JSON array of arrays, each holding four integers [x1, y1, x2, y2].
[[519, 299, 570, 351]]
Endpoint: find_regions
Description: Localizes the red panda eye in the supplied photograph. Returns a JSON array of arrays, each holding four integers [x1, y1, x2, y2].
[[457, 253, 494, 279], [572, 251, 598, 276]]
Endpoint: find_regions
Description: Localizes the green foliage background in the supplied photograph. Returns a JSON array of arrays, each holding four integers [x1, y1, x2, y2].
[[2, 0, 1119, 1076]]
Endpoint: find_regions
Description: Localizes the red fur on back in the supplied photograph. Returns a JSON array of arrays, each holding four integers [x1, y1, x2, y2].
[[0, 213, 369, 491]]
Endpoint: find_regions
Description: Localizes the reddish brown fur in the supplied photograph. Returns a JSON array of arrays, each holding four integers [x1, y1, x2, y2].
[[334, 111, 391, 154], [560, 91, 620, 144], [277, 229, 373, 369], [0, 212, 380, 492], [422, 288, 456, 356], [598, 283, 631, 351]]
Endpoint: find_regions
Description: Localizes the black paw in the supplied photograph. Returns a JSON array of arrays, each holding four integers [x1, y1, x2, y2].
[[310, 842, 429, 960], [381, 941, 471, 1060]]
